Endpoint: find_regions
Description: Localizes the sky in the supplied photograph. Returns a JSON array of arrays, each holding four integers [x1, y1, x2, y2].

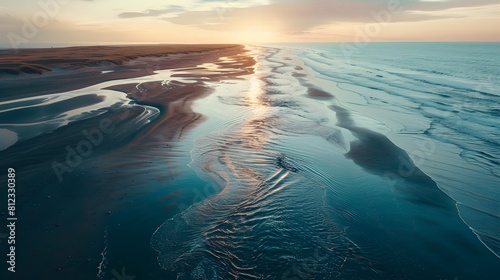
[[1, 0, 499, 47]]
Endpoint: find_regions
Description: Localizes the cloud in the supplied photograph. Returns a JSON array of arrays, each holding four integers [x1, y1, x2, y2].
[[118, 5, 186, 19], [162, 0, 500, 33], [405, 0, 499, 11]]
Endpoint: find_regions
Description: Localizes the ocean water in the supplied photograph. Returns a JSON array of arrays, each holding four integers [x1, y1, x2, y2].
[[151, 43, 500, 279], [1, 43, 499, 279]]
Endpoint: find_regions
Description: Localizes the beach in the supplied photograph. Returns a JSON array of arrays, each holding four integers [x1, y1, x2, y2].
[[1, 43, 499, 280], [0, 44, 255, 279]]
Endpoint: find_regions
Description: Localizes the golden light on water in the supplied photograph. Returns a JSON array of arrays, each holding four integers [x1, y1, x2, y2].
[[247, 64, 268, 117]]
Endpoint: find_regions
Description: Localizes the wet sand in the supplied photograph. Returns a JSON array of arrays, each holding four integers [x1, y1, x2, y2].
[[329, 104, 454, 209], [0, 44, 255, 280], [0, 45, 249, 102], [308, 88, 334, 99], [0, 44, 239, 75]]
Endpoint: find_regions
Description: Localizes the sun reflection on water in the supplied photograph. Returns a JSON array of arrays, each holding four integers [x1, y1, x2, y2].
[[246, 63, 268, 117]]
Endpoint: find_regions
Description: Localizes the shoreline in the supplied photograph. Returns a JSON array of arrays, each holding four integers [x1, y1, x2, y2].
[[0, 44, 255, 279], [0, 44, 248, 102], [0, 44, 240, 75]]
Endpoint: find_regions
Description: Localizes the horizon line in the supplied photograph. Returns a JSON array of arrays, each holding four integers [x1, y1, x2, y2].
[[1, 41, 500, 50]]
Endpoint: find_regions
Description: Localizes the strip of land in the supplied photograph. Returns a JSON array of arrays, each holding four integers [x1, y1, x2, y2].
[[0, 44, 255, 279], [0, 44, 239, 75], [0, 44, 248, 101]]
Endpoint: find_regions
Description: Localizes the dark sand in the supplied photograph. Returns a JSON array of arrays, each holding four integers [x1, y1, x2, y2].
[[0, 44, 239, 75], [329, 104, 453, 209], [0, 44, 255, 280], [307, 88, 334, 99], [0, 44, 248, 101]]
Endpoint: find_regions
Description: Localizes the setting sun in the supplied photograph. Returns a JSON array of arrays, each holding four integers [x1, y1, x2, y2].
[[236, 30, 278, 43]]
